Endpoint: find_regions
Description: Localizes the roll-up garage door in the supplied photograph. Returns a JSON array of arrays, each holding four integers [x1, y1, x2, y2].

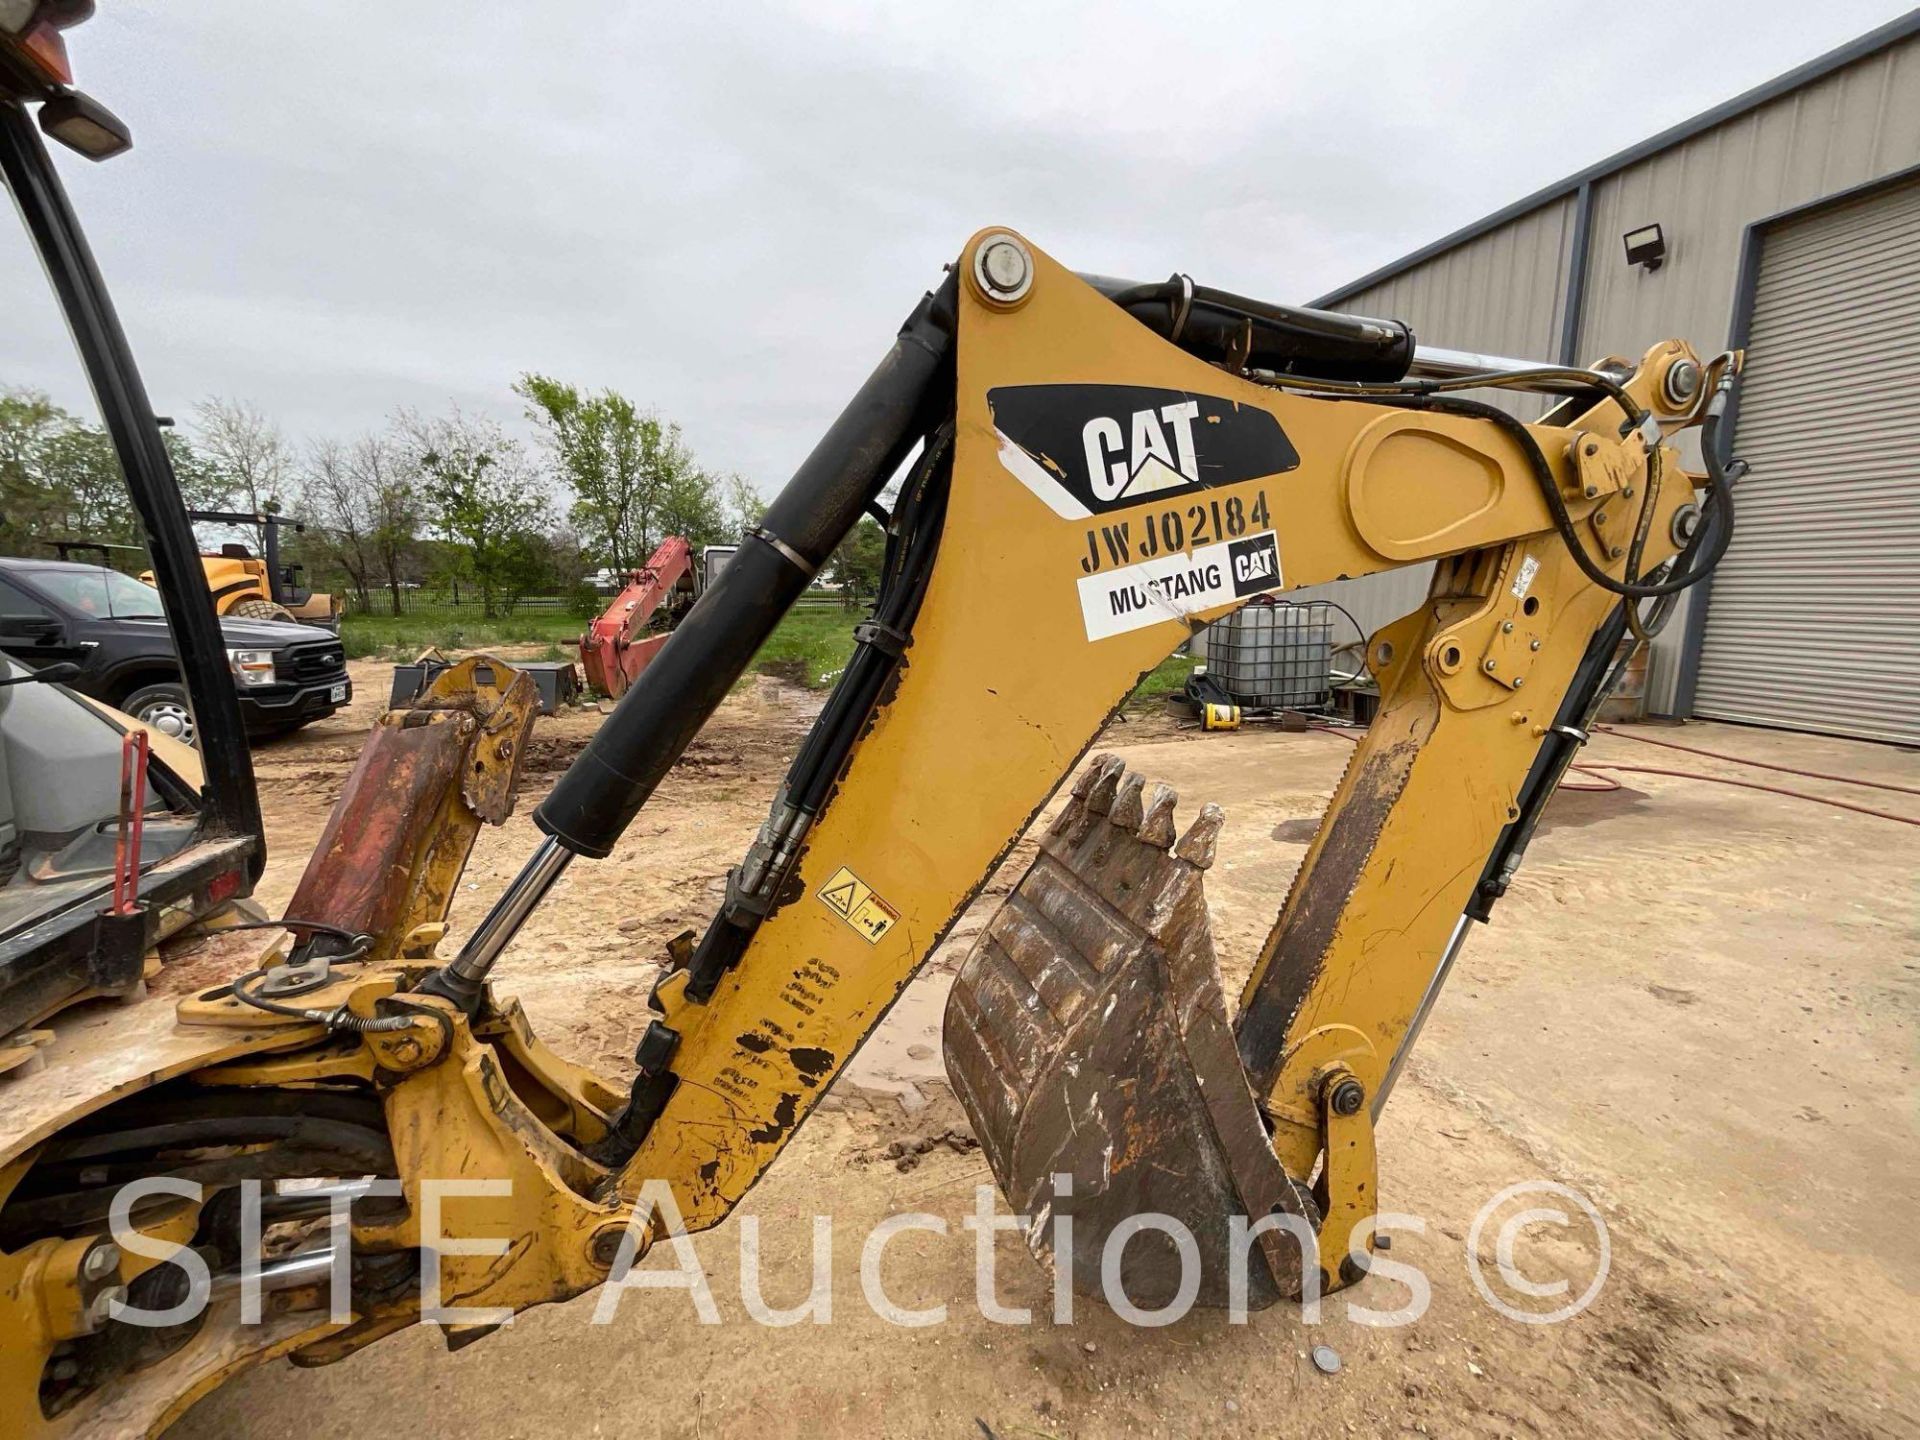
[[1691, 175, 1920, 744]]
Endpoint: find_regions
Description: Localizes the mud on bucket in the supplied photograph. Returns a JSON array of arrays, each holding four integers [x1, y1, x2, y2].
[[944, 754, 1317, 1311]]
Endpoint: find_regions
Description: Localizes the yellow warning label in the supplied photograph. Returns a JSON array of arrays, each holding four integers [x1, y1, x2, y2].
[[817, 865, 899, 944]]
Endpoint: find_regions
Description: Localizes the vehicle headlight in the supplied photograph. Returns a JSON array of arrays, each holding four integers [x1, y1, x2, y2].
[[226, 648, 277, 687]]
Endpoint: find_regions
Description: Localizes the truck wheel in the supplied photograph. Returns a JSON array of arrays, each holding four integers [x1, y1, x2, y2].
[[229, 598, 297, 623], [122, 682, 196, 747]]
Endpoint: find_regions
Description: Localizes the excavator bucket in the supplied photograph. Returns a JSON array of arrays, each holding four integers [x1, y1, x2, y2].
[[945, 755, 1316, 1311]]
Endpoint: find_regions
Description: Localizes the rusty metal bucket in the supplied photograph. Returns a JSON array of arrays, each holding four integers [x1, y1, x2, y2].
[[944, 755, 1315, 1310]]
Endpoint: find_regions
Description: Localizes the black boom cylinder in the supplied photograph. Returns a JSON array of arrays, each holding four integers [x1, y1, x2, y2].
[[533, 280, 956, 859], [1081, 273, 1416, 383]]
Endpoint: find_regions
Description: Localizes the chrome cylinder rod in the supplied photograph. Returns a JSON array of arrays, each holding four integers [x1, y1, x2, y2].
[[263, 1178, 379, 1221], [1407, 344, 1558, 379], [434, 836, 574, 994], [1373, 911, 1476, 1117], [1408, 344, 1637, 389], [207, 1245, 337, 1303]]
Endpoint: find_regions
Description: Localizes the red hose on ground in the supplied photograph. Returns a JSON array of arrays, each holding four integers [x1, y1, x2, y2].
[[1593, 724, 1920, 796], [1574, 763, 1918, 827], [1307, 725, 1915, 824], [1562, 766, 1621, 793]]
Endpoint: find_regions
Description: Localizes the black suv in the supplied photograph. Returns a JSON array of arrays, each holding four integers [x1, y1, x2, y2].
[[0, 557, 351, 744]]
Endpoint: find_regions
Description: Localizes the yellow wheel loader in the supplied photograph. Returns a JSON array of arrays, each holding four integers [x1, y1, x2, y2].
[[140, 511, 341, 630], [1, 9, 1747, 1435]]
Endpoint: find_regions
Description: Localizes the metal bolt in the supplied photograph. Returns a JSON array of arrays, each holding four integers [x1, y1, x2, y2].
[[1501, 621, 1513, 634], [1512, 676, 1525, 689], [589, 1224, 634, 1270], [1621, 485, 1635, 498], [86, 1285, 125, 1328], [1583, 485, 1599, 498], [1529, 638, 1541, 651], [1663, 357, 1702, 407], [1610, 545, 1625, 559], [81, 1242, 121, 1283], [1594, 510, 1607, 525], [973, 233, 1033, 303], [1329, 1078, 1365, 1116], [387, 1035, 424, 1066], [1483, 659, 1497, 673]]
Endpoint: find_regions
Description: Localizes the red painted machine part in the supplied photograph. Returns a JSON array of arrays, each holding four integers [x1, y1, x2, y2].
[[578, 536, 696, 700]]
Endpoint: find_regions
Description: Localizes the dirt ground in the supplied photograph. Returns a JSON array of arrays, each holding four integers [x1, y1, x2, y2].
[[174, 654, 1918, 1439]]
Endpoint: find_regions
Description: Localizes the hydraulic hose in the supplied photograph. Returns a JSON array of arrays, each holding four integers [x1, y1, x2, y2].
[[1418, 394, 1735, 601]]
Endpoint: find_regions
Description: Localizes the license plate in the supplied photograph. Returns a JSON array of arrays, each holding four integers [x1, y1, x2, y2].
[[330, 683, 348, 703]]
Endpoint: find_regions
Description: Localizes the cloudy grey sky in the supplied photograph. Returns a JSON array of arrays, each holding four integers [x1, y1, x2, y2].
[[4, 1, 1911, 492]]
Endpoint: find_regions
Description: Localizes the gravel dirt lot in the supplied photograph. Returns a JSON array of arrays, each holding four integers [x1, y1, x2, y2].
[[176, 654, 1918, 1439]]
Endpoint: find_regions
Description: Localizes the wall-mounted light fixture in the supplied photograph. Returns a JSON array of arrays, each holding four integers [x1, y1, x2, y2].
[[1623, 222, 1667, 272]]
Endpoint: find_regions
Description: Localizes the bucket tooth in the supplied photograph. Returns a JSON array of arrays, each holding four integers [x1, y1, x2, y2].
[[1138, 783, 1179, 849], [946, 761, 1314, 1310], [1109, 772, 1147, 831], [1174, 804, 1223, 869], [1082, 755, 1126, 815]]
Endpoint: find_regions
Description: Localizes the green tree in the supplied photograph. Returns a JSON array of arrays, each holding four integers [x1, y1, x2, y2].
[[515, 374, 731, 569], [402, 410, 544, 619], [3, 388, 252, 563], [723, 473, 766, 537], [165, 431, 241, 515], [0, 390, 72, 554], [34, 421, 126, 544], [827, 515, 887, 607]]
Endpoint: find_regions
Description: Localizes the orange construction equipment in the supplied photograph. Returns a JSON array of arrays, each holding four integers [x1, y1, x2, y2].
[[578, 536, 697, 699]]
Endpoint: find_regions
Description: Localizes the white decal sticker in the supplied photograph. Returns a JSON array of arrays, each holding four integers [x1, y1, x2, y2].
[[995, 430, 1090, 519], [1077, 530, 1282, 641], [1509, 554, 1540, 600]]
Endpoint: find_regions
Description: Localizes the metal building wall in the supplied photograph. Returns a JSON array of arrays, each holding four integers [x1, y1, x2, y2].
[[1577, 37, 1920, 710], [1284, 198, 1583, 642], [1307, 24, 1920, 713], [1685, 174, 1920, 743], [1341, 196, 1579, 364], [1577, 38, 1920, 368]]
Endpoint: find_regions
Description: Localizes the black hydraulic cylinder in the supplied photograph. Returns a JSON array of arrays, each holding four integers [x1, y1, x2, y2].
[[1080, 272, 1415, 383], [533, 279, 956, 859]]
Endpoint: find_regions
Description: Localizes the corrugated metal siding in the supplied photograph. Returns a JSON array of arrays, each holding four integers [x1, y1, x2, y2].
[[1287, 198, 1578, 646], [1342, 194, 1578, 365], [1285, 565, 1436, 650], [1589, 35, 1920, 713], [1689, 176, 1920, 744], [1577, 37, 1920, 370], [1319, 32, 1920, 715]]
